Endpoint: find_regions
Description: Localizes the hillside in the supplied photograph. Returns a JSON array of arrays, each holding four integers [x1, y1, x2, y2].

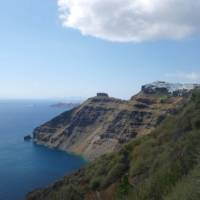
[[32, 82, 191, 160], [27, 88, 200, 200]]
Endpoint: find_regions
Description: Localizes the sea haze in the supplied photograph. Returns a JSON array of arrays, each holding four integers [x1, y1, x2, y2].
[[0, 100, 86, 200]]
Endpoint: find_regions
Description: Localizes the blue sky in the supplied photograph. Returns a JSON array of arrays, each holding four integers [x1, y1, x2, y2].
[[0, 0, 200, 100]]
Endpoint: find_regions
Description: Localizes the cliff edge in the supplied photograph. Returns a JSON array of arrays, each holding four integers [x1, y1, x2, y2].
[[33, 82, 197, 160]]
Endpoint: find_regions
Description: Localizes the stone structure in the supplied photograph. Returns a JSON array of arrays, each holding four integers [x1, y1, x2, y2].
[[96, 93, 109, 97]]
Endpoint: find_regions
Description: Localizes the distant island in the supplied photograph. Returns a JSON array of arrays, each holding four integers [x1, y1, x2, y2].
[[50, 102, 80, 109]]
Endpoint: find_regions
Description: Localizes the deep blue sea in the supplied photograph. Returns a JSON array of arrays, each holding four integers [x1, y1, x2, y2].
[[0, 100, 86, 200]]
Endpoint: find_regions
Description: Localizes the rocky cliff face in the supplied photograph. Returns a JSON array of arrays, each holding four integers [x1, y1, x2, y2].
[[27, 88, 200, 200], [33, 82, 192, 160]]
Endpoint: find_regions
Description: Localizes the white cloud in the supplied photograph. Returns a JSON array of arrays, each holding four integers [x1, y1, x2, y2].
[[57, 0, 200, 42], [165, 72, 200, 82]]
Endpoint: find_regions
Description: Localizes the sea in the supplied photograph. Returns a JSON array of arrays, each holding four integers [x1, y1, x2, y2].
[[0, 100, 86, 200]]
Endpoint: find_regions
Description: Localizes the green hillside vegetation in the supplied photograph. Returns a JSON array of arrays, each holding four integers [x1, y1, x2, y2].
[[27, 89, 200, 200]]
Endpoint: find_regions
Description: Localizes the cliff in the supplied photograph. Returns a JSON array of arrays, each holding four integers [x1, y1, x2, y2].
[[27, 88, 200, 200], [32, 82, 194, 160]]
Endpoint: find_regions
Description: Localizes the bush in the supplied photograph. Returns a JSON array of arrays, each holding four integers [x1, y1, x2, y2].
[[89, 176, 102, 190], [116, 175, 132, 199]]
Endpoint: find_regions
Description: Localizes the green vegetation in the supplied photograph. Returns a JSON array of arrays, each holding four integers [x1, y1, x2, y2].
[[27, 89, 200, 200], [164, 165, 200, 200]]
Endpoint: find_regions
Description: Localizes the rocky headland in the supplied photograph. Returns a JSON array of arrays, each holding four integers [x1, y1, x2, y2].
[[32, 81, 198, 160]]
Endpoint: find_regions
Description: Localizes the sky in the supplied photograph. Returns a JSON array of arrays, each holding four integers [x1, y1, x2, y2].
[[0, 0, 200, 100]]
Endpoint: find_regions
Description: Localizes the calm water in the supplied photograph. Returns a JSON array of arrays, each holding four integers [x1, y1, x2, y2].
[[0, 100, 86, 200]]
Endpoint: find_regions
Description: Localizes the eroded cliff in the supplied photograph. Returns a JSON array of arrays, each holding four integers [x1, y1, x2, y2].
[[32, 82, 192, 160]]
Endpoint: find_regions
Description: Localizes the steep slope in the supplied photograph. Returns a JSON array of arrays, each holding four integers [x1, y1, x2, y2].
[[33, 82, 188, 160], [27, 88, 200, 200]]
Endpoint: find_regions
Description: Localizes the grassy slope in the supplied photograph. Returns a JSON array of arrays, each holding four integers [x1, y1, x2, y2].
[[27, 89, 200, 200]]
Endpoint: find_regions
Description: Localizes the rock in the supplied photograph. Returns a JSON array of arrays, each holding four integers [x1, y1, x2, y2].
[[134, 103, 149, 109], [24, 135, 32, 141], [135, 97, 155, 105]]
